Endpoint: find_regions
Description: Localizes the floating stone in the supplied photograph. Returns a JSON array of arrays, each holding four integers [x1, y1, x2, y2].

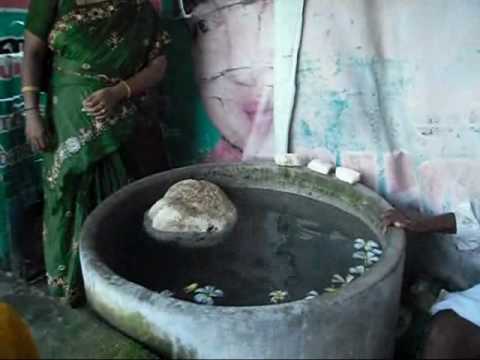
[[145, 179, 237, 247]]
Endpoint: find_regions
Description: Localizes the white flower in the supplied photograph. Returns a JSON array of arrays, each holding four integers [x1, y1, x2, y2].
[[346, 274, 355, 283], [195, 285, 224, 299], [354, 250, 380, 266], [65, 138, 81, 153], [353, 238, 382, 267], [331, 274, 344, 283], [365, 240, 380, 251], [365, 251, 380, 265], [327, 273, 356, 293], [331, 274, 354, 284], [160, 290, 174, 297], [305, 290, 319, 300], [349, 265, 365, 275], [269, 290, 288, 304], [193, 293, 214, 305], [354, 239, 381, 252], [353, 251, 367, 260], [191, 285, 224, 305], [353, 238, 366, 249]]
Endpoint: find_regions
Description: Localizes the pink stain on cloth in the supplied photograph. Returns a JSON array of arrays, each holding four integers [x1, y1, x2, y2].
[[204, 139, 243, 163], [384, 151, 417, 194]]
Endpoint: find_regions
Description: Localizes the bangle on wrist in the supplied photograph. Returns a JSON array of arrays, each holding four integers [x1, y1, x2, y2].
[[22, 86, 40, 93], [120, 80, 132, 99]]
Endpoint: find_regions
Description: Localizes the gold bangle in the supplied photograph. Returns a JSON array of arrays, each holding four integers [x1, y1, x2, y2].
[[21, 86, 40, 93], [120, 80, 132, 99], [23, 107, 40, 114]]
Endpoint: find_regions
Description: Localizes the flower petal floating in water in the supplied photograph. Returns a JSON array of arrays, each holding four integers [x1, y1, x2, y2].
[[331, 274, 354, 285], [305, 290, 319, 300], [354, 249, 381, 266], [331, 274, 346, 283], [193, 293, 214, 305], [354, 239, 382, 255], [366, 240, 380, 250], [353, 251, 367, 260], [184, 283, 199, 294], [364, 252, 380, 266], [195, 285, 224, 299], [353, 238, 366, 249], [349, 265, 365, 275], [159, 290, 174, 297], [269, 290, 288, 304]]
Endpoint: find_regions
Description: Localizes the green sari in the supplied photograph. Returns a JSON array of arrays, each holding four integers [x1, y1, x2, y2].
[[26, 0, 170, 304]]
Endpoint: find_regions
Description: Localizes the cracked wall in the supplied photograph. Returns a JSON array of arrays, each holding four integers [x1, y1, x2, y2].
[[166, 0, 480, 287], [276, 0, 480, 288]]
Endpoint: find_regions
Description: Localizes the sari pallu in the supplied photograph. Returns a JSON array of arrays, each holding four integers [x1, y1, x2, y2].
[[0, 303, 39, 359], [26, 0, 170, 303]]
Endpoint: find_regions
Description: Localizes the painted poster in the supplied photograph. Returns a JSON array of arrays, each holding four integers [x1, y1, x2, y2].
[[179, 0, 274, 162]]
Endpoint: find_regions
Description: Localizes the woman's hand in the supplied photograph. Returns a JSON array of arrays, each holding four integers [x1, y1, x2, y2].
[[25, 110, 49, 152], [382, 209, 432, 234], [382, 209, 456, 234], [83, 85, 126, 121]]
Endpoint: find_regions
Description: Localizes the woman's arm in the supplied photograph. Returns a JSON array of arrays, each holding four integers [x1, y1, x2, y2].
[[125, 55, 168, 97], [22, 31, 50, 151], [83, 55, 168, 119], [382, 208, 457, 234]]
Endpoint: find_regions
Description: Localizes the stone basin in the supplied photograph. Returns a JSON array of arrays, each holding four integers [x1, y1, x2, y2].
[[80, 162, 405, 359]]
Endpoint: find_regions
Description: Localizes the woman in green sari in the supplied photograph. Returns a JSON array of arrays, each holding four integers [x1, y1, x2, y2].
[[22, 0, 170, 306]]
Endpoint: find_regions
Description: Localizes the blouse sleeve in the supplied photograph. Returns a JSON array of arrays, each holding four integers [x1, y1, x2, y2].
[[25, 0, 58, 41]]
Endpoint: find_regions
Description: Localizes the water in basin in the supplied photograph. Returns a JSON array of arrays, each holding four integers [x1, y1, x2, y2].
[[106, 187, 381, 306]]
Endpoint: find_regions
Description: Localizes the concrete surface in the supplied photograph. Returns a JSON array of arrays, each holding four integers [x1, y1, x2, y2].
[[80, 162, 406, 359], [0, 272, 158, 359]]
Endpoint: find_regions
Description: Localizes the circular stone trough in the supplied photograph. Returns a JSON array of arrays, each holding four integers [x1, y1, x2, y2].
[[80, 162, 405, 359]]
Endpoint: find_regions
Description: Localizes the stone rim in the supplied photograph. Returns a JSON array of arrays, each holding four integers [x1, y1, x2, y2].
[[80, 161, 405, 312]]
